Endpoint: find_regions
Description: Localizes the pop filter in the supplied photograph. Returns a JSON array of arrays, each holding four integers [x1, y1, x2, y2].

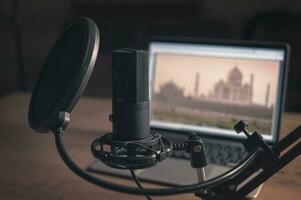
[[28, 17, 100, 133]]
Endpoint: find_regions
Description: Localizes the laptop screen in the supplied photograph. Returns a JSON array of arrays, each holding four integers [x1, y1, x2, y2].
[[149, 40, 288, 143]]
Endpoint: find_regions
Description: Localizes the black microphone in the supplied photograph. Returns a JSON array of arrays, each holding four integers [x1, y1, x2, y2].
[[90, 48, 173, 169], [111, 49, 150, 141]]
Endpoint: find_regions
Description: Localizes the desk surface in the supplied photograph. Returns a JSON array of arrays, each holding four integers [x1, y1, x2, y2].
[[0, 92, 300, 200]]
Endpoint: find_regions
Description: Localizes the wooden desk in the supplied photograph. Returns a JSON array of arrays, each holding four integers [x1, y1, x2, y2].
[[0, 92, 300, 200]]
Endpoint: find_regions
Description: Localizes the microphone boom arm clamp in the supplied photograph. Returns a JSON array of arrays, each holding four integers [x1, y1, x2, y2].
[[196, 121, 301, 200], [173, 133, 208, 182]]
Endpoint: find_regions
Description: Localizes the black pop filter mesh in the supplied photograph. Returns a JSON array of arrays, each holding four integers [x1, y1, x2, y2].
[[28, 17, 99, 132]]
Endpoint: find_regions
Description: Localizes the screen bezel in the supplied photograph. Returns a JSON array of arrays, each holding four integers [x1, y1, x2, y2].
[[149, 38, 289, 145]]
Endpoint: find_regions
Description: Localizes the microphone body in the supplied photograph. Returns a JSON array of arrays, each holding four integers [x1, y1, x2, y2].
[[112, 49, 150, 141], [91, 48, 172, 169]]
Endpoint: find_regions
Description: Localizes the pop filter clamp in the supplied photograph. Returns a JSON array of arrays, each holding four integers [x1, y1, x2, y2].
[[28, 17, 301, 200]]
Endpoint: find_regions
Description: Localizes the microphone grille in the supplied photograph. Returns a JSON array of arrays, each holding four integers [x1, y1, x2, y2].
[[112, 49, 149, 103], [136, 50, 149, 102]]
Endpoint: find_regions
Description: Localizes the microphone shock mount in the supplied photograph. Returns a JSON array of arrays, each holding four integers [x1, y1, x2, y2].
[[91, 131, 173, 170]]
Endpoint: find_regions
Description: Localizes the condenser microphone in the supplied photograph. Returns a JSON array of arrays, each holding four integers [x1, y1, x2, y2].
[[111, 49, 150, 141], [90, 48, 173, 170]]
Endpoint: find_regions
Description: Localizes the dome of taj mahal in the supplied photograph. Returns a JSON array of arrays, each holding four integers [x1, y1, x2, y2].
[[228, 66, 243, 85]]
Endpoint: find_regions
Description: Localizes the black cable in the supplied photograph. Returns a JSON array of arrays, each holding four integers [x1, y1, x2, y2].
[[53, 128, 262, 196], [130, 170, 152, 200]]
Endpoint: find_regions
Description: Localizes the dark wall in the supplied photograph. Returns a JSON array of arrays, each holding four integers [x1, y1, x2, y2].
[[0, 0, 73, 94], [1, 0, 301, 112]]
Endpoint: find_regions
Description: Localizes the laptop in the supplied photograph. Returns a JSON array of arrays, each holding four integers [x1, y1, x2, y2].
[[88, 38, 289, 197]]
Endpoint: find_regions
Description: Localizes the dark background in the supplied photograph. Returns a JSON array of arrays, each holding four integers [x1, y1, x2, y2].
[[1, 0, 301, 112]]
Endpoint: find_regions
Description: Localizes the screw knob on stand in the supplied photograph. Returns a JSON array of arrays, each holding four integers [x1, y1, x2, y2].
[[234, 120, 251, 138]]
